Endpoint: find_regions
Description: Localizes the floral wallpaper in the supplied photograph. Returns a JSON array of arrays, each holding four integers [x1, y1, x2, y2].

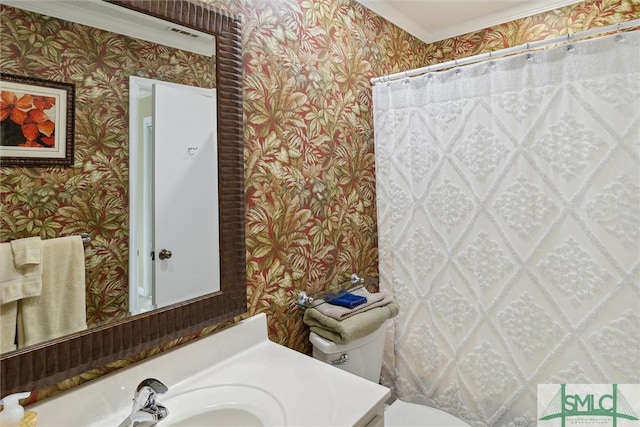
[[1, 0, 638, 404], [211, 0, 640, 350]]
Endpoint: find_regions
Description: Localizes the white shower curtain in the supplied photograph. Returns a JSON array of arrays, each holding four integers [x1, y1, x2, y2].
[[374, 31, 639, 426]]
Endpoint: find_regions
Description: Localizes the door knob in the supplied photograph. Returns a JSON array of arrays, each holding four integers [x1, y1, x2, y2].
[[158, 249, 172, 260]]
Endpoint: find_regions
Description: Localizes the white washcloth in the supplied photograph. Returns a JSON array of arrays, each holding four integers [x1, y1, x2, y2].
[[18, 236, 87, 348], [0, 241, 43, 304], [0, 301, 18, 353], [10, 236, 42, 267]]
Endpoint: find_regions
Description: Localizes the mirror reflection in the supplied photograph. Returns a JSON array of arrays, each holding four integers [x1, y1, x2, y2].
[[128, 76, 220, 314], [0, 2, 218, 352]]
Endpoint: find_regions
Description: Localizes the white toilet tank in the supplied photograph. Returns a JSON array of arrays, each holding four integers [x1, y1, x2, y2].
[[309, 321, 387, 383], [310, 321, 472, 426]]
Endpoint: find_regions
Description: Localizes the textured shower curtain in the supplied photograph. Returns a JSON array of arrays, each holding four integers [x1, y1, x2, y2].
[[374, 31, 639, 426]]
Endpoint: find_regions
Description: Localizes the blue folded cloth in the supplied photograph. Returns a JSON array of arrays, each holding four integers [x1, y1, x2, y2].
[[324, 291, 367, 309]]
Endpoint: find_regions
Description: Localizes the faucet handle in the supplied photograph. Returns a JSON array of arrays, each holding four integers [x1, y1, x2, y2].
[[133, 378, 168, 410], [136, 378, 168, 394]]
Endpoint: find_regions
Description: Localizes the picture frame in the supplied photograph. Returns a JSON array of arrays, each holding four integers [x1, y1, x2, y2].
[[0, 73, 75, 166]]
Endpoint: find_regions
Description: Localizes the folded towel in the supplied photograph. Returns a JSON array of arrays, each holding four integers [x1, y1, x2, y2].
[[325, 291, 367, 309], [0, 301, 18, 353], [303, 301, 399, 344], [314, 288, 392, 320], [0, 242, 43, 305], [17, 236, 87, 348], [10, 237, 42, 267]]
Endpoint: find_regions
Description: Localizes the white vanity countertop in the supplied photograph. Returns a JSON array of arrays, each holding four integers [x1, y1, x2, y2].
[[28, 313, 390, 426]]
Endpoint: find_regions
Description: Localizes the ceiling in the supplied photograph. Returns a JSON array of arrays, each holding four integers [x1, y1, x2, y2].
[[355, 0, 582, 43]]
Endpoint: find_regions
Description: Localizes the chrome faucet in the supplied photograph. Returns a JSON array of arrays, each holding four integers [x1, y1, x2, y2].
[[118, 378, 169, 427]]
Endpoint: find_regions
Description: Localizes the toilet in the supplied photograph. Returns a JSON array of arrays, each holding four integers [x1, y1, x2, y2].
[[309, 324, 470, 426]]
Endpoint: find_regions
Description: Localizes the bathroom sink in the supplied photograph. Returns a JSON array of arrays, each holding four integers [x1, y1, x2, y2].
[[159, 384, 287, 427], [29, 314, 389, 427], [168, 408, 261, 426]]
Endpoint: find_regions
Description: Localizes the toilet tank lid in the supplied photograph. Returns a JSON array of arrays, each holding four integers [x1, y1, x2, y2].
[[309, 323, 387, 352]]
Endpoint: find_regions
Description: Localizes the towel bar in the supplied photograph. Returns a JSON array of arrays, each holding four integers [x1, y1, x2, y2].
[[296, 273, 372, 308]]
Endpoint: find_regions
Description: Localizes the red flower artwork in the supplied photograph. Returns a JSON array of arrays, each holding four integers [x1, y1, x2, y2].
[[0, 90, 56, 148]]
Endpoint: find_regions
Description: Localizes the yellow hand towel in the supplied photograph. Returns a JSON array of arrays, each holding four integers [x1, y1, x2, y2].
[[0, 242, 43, 305], [10, 236, 42, 267], [0, 300, 18, 353], [17, 236, 87, 348], [303, 301, 399, 345]]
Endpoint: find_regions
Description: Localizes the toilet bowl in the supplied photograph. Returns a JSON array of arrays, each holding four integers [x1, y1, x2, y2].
[[384, 400, 469, 426], [309, 324, 470, 427]]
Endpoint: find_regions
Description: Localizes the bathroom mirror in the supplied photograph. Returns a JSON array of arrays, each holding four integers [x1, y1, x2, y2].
[[0, 0, 222, 339], [0, 0, 245, 396]]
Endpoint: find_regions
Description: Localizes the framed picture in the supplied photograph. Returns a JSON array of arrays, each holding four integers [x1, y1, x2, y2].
[[0, 73, 75, 166]]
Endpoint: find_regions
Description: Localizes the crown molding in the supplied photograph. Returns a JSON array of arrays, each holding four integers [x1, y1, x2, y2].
[[356, 0, 582, 43]]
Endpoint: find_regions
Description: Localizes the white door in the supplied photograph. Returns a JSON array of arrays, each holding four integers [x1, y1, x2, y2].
[[152, 83, 219, 308]]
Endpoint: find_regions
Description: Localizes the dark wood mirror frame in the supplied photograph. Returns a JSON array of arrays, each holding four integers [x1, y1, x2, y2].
[[0, 0, 246, 397]]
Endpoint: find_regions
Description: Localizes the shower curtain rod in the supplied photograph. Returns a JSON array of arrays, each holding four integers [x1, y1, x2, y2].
[[371, 18, 640, 85]]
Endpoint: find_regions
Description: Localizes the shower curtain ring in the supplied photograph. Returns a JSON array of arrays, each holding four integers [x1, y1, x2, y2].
[[565, 33, 576, 52], [425, 66, 433, 80], [488, 51, 496, 69], [525, 43, 533, 61], [614, 22, 625, 42]]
